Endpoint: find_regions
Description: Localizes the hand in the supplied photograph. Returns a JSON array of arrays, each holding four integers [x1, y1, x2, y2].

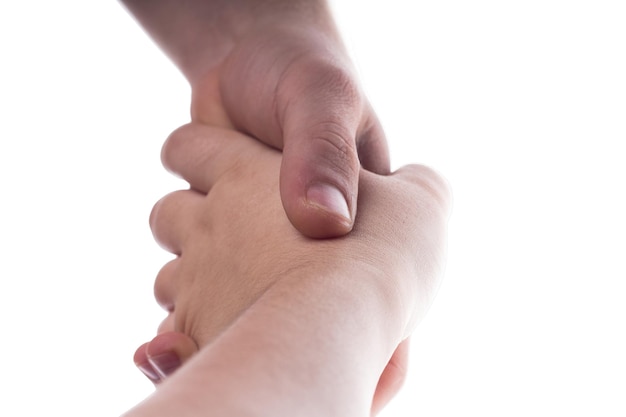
[[193, 24, 390, 239], [132, 123, 450, 415], [123, 0, 390, 238], [153, 122, 448, 348]]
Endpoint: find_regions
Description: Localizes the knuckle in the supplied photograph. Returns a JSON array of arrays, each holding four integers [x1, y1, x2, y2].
[[148, 194, 167, 233], [149, 190, 186, 239], [160, 123, 195, 172], [282, 54, 363, 112], [308, 60, 362, 110], [313, 119, 355, 154], [153, 259, 178, 313], [157, 313, 175, 334], [314, 62, 361, 104], [403, 164, 453, 212]]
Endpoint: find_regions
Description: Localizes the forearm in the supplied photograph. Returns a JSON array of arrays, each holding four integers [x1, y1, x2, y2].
[[124, 266, 404, 417], [120, 0, 338, 84]]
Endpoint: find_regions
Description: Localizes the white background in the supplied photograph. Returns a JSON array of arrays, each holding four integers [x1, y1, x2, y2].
[[1, 1, 624, 416]]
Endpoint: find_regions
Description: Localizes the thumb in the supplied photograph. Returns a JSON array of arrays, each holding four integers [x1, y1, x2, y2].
[[219, 31, 386, 237], [278, 63, 365, 238], [371, 338, 411, 415]]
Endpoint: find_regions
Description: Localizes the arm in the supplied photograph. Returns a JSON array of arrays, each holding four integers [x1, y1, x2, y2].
[[127, 260, 402, 416], [120, 0, 390, 238], [120, 0, 340, 84]]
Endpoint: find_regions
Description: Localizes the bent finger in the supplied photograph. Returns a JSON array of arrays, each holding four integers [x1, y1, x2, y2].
[[134, 342, 161, 385], [153, 259, 180, 313], [157, 312, 176, 335], [149, 189, 203, 255], [161, 123, 271, 193]]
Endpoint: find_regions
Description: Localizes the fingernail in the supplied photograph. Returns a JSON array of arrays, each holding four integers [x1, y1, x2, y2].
[[136, 361, 161, 384], [306, 183, 351, 221], [148, 352, 181, 379]]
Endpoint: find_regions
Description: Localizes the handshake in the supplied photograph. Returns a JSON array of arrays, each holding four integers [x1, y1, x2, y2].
[[121, 1, 451, 416]]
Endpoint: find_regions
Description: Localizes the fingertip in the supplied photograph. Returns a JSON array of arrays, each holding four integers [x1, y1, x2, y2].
[[134, 342, 161, 385], [145, 332, 199, 379], [133, 342, 150, 365], [306, 183, 352, 223], [147, 351, 181, 380], [279, 131, 360, 238], [281, 181, 355, 238], [285, 201, 354, 239]]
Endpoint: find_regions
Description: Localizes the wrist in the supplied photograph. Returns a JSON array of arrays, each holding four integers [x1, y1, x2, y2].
[[125, 266, 401, 417]]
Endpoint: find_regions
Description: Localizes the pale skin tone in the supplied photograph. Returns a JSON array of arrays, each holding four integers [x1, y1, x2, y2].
[[123, 124, 451, 416]]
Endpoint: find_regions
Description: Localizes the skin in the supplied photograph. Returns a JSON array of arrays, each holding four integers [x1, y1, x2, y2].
[[121, 0, 390, 238], [121, 0, 402, 409], [124, 123, 451, 416], [120, 1, 443, 412]]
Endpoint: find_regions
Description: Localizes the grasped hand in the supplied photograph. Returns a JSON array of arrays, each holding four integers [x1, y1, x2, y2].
[[135, 123, 450, 414], [155, 122, 447, 346]]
